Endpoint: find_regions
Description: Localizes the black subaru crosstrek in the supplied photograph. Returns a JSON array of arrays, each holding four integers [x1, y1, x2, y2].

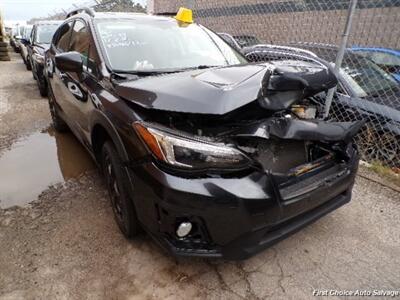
[[45, 8, 363, 260], [28, 20, 62, 96]]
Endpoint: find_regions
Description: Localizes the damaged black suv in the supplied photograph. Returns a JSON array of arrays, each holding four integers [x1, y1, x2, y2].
[[45, 8, 363, 260]]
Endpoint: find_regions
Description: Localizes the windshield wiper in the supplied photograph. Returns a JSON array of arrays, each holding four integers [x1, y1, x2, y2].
[[194, 65, 222, 69], [112, 69, 179, 76], [111, 65, 223, 79], [110, 69, 181, 84], [180, 65, 223, 71]]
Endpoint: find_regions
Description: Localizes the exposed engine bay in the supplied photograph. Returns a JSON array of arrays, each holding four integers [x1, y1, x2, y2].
[[121, 59, 364, 178]]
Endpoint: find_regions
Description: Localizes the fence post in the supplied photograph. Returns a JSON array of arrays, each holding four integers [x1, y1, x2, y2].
[[324, 0, 358, 118], [185, 0, 195, 9]]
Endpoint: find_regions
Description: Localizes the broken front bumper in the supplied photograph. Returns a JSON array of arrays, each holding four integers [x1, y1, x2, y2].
[[128, 145, 359, 260]]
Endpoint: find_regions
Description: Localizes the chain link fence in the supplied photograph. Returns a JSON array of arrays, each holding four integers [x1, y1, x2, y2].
[[36, 0, 400, 168], [148, 0, 400, 168]]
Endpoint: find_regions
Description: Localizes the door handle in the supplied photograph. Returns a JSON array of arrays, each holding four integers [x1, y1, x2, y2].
[[67, 82, 84, 98]]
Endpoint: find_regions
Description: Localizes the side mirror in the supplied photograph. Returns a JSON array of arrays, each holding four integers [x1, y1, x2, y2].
[[55, 51, 83, 73], [20, 38, 30, 45]]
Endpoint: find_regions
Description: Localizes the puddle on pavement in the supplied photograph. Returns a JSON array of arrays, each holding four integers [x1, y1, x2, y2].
[[0, 127, 96, 209]]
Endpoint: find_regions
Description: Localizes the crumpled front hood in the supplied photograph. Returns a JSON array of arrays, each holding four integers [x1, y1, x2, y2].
[[115, 61, 337, 115], [115, 64, 267, 114], [233, 117, 366, 143]]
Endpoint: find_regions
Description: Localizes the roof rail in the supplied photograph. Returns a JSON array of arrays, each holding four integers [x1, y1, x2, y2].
[[66, 7, 95, 19], [288, 41, 339, 49], [252, 44, 319, 58]]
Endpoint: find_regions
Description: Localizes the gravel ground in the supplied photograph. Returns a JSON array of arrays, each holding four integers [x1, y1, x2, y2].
[[0, 52, 399, 300], [0, 53, 50, 154]]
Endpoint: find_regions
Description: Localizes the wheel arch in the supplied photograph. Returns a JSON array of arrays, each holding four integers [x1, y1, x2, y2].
[[90, 110, 130, 164]]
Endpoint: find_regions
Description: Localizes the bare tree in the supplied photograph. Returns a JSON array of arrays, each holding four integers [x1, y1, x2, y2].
[[27, 0, 147, 24], [95, 0, 146, 13]]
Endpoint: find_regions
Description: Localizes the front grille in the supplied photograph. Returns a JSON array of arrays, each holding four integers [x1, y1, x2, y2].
[[279, 163, 347, 201], [239, 139, 308, 173]]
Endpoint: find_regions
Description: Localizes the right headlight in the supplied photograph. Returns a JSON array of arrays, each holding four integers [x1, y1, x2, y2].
[[133, 122, 251, 171]]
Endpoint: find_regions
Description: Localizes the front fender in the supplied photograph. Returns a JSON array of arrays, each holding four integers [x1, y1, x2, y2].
[[89, 109, 130, 162]]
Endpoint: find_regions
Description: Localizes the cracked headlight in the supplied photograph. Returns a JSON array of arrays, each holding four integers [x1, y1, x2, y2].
[[134, 122, 251, 170]]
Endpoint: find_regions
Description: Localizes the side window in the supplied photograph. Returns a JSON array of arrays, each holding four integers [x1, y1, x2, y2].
[[69, 20, 98, 76], [55, 22, 73, 52], [354, 51, 369, 58], [70, 21, 89, 57], [30, 27, 35, 44], [371, 52, 400, 66], [220, 34, 237, 49]]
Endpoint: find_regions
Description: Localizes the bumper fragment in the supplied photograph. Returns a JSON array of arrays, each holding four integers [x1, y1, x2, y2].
[[129, 147, 359, 260]]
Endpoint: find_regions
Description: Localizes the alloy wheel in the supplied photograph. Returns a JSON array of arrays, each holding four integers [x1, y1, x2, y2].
[[104, 153, 124, 224]]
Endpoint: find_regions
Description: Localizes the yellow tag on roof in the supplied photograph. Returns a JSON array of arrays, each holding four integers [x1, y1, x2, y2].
[[175, 7, 193, 23]]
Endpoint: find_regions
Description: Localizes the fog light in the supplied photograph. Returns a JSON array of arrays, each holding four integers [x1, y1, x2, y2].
[[176, 222, 192, 238]]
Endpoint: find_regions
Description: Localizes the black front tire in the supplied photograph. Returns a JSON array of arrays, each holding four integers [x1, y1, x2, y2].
[[101, 141, 141, 238], [26, 57, 32, 71], [48, 86, 69, 132], [38, 79, 47, 97], [32, 62, 37, 80]]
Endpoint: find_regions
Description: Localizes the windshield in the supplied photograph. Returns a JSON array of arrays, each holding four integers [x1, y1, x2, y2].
[[36, 24, 59, 44], [95, 19, 246, 72], [339, 56, 399, 97]]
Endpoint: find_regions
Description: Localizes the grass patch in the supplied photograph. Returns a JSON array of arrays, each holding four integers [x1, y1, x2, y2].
[[369, 161, 400, 187]]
